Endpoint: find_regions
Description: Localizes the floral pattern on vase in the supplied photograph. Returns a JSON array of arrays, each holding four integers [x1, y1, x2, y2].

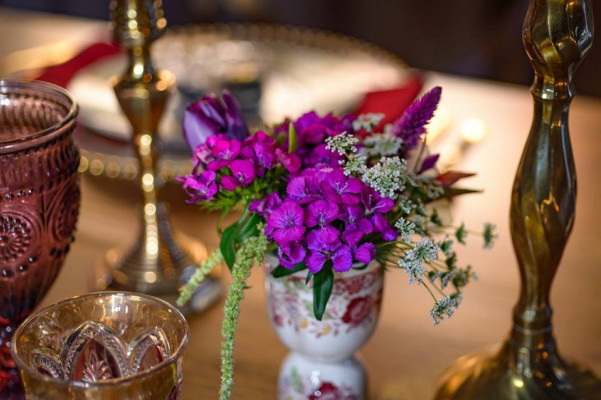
[[265, 256, 383, 399], [266, 257, 383, 359], [278, 352, 366, 400]]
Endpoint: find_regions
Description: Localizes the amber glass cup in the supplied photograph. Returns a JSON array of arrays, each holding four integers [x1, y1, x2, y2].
[[0, 79, 80, 394], [11, 291, 189, 399]]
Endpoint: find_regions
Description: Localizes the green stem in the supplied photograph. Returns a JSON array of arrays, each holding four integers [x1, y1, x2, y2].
[[420, 279, 439, 303], [177, 249, 224, 306], [219, 230, 267, 400]]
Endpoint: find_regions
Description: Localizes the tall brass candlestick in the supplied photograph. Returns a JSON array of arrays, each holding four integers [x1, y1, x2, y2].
[[434, 0, 600, 398], [95, 0, 220, 310]]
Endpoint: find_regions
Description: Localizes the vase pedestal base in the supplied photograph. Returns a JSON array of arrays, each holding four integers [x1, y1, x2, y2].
[[278, 352, 366, 400], [434, 343, 601, 400]]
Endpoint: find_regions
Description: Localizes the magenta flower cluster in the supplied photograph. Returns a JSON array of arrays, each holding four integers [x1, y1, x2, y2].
[[180, 131, 300, 203], [256, 166, 398, 273], [276, 111, 355, 168], [180, 88, 444, 273]]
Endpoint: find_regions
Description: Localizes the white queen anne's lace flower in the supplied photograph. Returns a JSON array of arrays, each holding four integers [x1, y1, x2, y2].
[[362, 133, 403, 157], [325, 132, 359, 155], [352, 113, 384, 132], [395, 218, 416, 242], [341, 154, 368, 176], [398, 238, 440, 284], [362, 156, 409, 198], [430, 294, 462, 325]]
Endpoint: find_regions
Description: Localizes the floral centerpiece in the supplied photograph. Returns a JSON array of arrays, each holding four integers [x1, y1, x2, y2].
[[177, 88, 494, 399]]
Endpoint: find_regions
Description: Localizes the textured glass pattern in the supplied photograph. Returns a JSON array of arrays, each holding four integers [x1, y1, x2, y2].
[[12, 292, 189, 399], [0, 79, 80, 396]]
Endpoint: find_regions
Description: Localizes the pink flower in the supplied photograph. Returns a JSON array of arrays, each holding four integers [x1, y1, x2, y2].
[[221, 159, 255, 190], [179, 170, 218, 202]]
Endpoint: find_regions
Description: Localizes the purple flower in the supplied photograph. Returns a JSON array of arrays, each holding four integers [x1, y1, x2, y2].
[[249, 193, 282, 218], [342, 219, 374, 248], [243, 131, 276, 168], [221, 159, 255, 190], [340, 205, 372, 231], [278, 241, 306, 269], [183, 90, 249, 150], [321, 170, 362, 204], [361, 187, 394, 215], [391, 86, 442, 151], [360, 187, 397, 241], [286, 175, 323, 204], [371, 213, 397, 241], [275, 112, 353, 164], [305, 144, 343, 168], [331, 246, 353, 272], [266, 201, 306, 244], [179, 170, 218, 203], [306, 229, 352, 273], [355, 243, 376, 265], [205, 135, 241, 170], [305, 200, 338, 228]]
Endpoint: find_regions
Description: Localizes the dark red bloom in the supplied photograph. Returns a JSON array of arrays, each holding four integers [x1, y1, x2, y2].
[[309, 382, 342, 400], [342, 296, 373, 326]]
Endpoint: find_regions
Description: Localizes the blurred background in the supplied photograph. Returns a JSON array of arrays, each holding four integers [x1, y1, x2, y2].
[[1, 0, 600, 97]]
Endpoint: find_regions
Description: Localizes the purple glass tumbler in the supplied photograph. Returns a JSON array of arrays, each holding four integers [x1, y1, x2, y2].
[[0, 80, 80, 395]]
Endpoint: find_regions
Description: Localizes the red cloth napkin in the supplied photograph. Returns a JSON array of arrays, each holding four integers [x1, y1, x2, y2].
[[35, 42, 422, 121], [35, 42, 121, 88], [353, 73, 424, 127]]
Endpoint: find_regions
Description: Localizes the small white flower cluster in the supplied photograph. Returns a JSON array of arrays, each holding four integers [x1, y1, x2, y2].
[[352, 113, 384, 132], [325, 132, 359, 155], [430, 294, 462, 325], [429, 269, 457, 289], [361, 133, 404, 157], [398, 238, 440, 284], [362, 156, 409, 198], [395, 217, 416, 242], [425, 179, 444, 199], [341, 154, 368, 176]]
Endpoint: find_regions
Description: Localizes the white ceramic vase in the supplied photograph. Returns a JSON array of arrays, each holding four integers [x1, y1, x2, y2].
[[264, 256, 384, 399]]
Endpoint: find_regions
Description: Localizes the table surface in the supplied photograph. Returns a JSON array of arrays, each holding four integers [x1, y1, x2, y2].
[[2, 7, 601, 400]]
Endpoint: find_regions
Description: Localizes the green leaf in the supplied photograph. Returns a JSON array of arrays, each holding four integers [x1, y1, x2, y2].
[[305, 271, 314, 285], [312, 266, 334, 321], [442, 187, 482, 199], [288, 123, 298, 153], [220, 221, 239, 271], [271, 262, 307, 278], [219, 212, 263, 271]]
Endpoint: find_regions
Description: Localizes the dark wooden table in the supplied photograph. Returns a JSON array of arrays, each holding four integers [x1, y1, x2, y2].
[[1, 8, 600, 399]]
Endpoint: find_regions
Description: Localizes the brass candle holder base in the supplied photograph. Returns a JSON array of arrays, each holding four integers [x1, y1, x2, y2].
[[436, 0, 598, 398], [435, 341, 601, 400], [92, 203, 222, 315]]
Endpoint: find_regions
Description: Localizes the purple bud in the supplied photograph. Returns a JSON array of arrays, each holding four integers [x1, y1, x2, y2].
[[182, 91, 249, 150], [391, 86, 442, 152]]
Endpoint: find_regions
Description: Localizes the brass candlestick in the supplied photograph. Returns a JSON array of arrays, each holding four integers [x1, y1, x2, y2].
[[434, 1, 600, 399], [94, 0, 221, 312]]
